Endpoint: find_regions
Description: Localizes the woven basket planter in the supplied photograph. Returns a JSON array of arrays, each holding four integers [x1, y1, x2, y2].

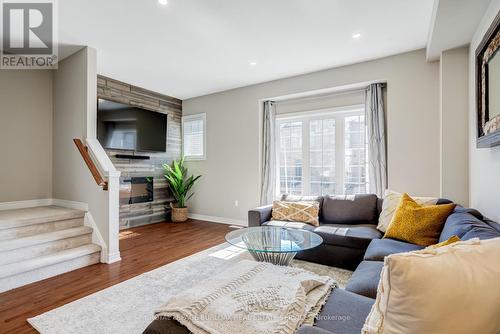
[[171, 207, 188, 222]]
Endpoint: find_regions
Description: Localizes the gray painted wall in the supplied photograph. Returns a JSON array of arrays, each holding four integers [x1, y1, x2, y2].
[[469, 0, 500, 222], [184, 49, 444, 223], [0, 71, 53, 202], [440, 46, 469, 206], [52, 47, 112, 244]]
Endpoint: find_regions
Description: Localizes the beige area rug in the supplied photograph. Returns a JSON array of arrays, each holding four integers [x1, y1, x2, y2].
[[28, 243, 352, 334]]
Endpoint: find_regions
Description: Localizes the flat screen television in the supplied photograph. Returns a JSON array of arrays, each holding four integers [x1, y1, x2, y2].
[[97, 99, 167, 152]]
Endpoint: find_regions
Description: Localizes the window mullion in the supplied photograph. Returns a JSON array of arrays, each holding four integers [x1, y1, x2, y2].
[[275, 120, 281, 199], [302, 118, 310, 195], [336, 115, 344, 195]]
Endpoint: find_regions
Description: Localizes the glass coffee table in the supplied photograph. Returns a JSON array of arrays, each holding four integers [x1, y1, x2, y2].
[[225, 226, 323, 266]]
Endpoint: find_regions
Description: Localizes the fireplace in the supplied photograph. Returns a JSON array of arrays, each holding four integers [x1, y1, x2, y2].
[[120, 177, 154, 205]]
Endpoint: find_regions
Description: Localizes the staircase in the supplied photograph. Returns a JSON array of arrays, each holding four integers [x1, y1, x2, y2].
[[0, 206, 101, 293]]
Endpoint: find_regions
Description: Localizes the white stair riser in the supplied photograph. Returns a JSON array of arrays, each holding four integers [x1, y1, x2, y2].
[[0, 218, 84, 241], [0, 234, 92, 266], [0, 252, 100, 293]]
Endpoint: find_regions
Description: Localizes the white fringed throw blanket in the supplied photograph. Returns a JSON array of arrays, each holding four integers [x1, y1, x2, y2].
[[155, 260, 336, 334]]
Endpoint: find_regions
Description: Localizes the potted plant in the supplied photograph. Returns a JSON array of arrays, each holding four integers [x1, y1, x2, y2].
[[163, 158, 201, 222]]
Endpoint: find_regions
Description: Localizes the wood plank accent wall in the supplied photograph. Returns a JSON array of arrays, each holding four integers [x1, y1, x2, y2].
[[97, 75, 182, 229]]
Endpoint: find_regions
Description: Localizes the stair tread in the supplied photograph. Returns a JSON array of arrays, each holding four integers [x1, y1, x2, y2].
[[0, 226, 93, 252], [0, 206, 85, 230], [0, 244, 100, 279]]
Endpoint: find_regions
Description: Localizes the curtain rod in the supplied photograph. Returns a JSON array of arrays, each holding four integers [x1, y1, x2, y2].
[[272, 82, 386, 105]]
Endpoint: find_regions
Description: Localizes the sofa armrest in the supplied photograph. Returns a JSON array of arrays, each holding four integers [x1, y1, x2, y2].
[[295, 326, 334, 334], [248, 205, 273, 227]]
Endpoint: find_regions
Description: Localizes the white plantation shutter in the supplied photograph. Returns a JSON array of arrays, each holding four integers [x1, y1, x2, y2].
[[182, 114, 206, 160]]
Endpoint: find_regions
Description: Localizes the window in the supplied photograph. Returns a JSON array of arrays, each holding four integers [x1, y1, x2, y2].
[[182, 113, 206, 160], [276, 106, 367, 197]]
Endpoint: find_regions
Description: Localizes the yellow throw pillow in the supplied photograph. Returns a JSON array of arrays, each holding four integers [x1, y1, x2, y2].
[[362, 238, 500, 334], [272, 201, 320, 226], [428, 235, 460, 249], [377, 189, 438, 232], [384, 193, 455, 246]]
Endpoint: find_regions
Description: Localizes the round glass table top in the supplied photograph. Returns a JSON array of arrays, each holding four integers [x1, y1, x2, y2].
[[225, 226, 323, 253]]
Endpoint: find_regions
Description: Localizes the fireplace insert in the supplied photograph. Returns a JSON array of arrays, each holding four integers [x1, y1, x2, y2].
[[121, 177, 154, 204]]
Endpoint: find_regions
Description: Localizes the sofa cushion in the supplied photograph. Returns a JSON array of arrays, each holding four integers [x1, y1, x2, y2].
[[262, 220, 316, 231], [346, 260, 384, 299], [295, 326, 334, 334], [439, 207, 500, 242], [321, 194, 378, 225], [461, 226, 500, 240], [485, 218, 500, 233], [364, 238, 424, 261], [313, 288, 375, 334], [296, 244, 366, 270], [313, 224, 382, 249]]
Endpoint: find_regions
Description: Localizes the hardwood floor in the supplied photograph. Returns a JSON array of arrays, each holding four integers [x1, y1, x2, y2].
[[0, 220, 233, 334]]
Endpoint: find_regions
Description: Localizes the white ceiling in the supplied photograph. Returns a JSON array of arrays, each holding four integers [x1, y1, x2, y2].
[[426, 0, 491, 60], [59, 0, 435, 99]]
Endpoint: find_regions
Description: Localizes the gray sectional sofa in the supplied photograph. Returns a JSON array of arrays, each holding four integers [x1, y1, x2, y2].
[[248, 194, 457, 270], [248, 194, 500, 334], [249, 194, 385, 270], [143, 194, 500, 334]]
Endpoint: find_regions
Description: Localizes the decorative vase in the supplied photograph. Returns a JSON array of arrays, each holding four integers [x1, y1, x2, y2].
[[171, 207, 188, 222]]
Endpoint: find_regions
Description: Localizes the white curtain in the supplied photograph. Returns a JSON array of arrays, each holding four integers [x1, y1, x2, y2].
[[260, 101, 276, 205], [366, 83, 387, 197]]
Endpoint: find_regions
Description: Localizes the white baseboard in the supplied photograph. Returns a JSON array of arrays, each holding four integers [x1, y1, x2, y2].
[[0, 198, 53, 211], [188, 213, 247, 227], [106, 251, 122, 264]]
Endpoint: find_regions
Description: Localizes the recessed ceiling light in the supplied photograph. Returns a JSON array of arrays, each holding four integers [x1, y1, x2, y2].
[[158, 0, 168, 5], [249, 61, 257, 66], [352, 33, 361, 39]]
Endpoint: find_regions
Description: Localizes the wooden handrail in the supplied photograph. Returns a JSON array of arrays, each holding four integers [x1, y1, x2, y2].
[[73, 138, 108, 190]]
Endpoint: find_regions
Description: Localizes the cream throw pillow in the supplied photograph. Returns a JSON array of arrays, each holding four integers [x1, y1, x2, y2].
[[362, 238, 500, 334], [377, 189, 438, 232], [272, 201, 320, 226]]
